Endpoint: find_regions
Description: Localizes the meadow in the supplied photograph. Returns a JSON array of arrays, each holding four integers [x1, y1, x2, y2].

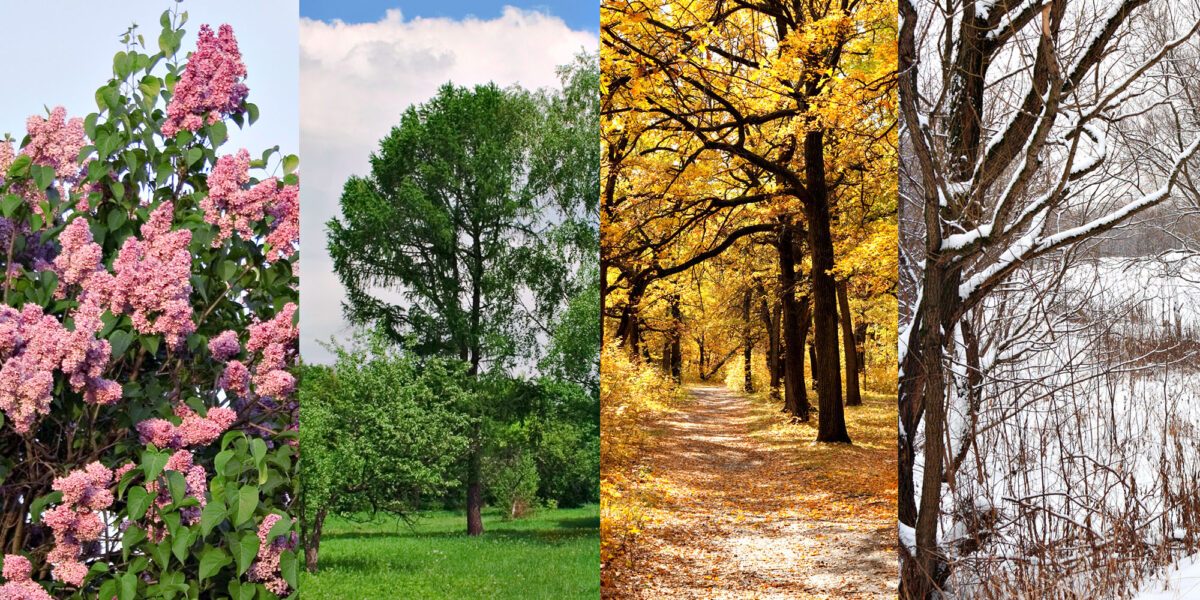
[[300, 505, 600, 599]]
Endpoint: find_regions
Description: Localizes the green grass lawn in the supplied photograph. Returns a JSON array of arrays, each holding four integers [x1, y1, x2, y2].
[[300, 505, 600, 599]]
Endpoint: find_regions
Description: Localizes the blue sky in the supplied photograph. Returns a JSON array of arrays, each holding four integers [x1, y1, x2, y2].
[[300, 1, 598, 31], [0, 0, 298, 161]]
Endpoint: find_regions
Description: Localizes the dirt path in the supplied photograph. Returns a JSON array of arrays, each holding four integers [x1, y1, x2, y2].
[[625, 385, 897, 599]]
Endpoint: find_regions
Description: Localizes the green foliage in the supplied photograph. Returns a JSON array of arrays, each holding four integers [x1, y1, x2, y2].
[[298, 338, 471, 529], [527, 380, 600, 507], [476, 377, 600, 511], [327, 83, 541, 371], [542, 284, 601, 396], [527, 54, 601, 395], [483, 422, 541, 518], [106, 429, 298, 598]]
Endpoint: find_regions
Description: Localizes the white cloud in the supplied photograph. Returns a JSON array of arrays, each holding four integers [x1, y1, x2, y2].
[[299, 6, 597, 363]]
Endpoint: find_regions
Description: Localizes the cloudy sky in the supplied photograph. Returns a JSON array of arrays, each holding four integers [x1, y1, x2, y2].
[[299, 2, 598, 363], [0, 0, 298, 161]]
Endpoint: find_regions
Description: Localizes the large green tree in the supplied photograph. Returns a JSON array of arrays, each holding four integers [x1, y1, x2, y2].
[[329, 83, 538, 375], [327, 63, 600, 535]]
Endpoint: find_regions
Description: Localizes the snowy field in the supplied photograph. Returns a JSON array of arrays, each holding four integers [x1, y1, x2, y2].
[[919, 256, 1200, 598]]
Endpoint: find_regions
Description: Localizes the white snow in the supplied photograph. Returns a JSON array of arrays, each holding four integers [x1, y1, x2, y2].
[[958, 208, 1047, 300], [1069, 122, 1107, 176], [899, 522, 917, 557], [942, 223, 993, 251], [1135, 555, 1200, 600], [986, 0, 1044, 41]]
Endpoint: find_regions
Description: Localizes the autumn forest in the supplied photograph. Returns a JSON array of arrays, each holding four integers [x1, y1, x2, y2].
[[600, 0, 898, 596]]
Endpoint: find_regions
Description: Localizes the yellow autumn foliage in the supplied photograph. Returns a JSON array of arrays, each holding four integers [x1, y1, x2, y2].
[[599, 344, 683, 573]]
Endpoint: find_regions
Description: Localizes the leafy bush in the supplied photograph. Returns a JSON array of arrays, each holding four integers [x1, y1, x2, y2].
[[483, 378, 599, 518], [483, 423, 541, 519], [297, 339, 470, 571]]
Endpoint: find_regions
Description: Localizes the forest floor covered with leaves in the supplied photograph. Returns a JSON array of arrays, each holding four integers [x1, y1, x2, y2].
[[618, 385, 897, 599]]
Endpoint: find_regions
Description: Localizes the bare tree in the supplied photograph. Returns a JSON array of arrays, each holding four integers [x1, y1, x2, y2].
[[898, 0, 1200, 595]]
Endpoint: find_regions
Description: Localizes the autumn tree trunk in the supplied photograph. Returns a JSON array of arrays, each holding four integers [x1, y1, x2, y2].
[[600, 256, 609, 341], [807, 332, 817, 396], [758, 286, 784, 397], [803, 130, 850, 443], [838, 281, 862, 406], [669, 293, 683, 382], [616, 278, 647, 355], [779, 225, 810, 420], [743, 288, 754, 392], [854, 322, 867, 374]]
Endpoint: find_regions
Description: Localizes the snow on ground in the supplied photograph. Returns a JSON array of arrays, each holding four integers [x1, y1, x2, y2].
[[925, 255, 1200, 597], [1134, 554, 1200, 600]]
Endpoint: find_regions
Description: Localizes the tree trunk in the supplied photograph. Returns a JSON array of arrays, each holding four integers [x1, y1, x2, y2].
[[600, 256, 609, 341], [466, 427, 484, 536], [799, 298, 811, 401], [838, 281, 862, 406], [900, 265, 957, 597], [743, 288, 754, 392], [779, 224, 810, 420], [757, 285, 783, 397], [616, 278, 647, 355], [669, 294, 683, 382], [771, 302, 783, 393], [305, 508, 327, 572], [808, 332, 817, 396], [803, 129, 850, 443], [697, 335, 707, 380], [854, 321, 867, 374]]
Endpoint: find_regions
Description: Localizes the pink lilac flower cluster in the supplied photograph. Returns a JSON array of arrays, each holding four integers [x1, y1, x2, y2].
[[247, 513, 294, 595], [60, 300, 122, 406], [0, 303, 121, 434], [110, 203, 195, 350], [113, 462, 137, 482], [202, 150, 299, 261], [55, 203, 196, 353], [136, 404, 237, 449], [216, 303, 297, 401], [23, 107, 87, 182], [162, 24, 248, 138], [208, 330, 240, 361], [0, 140, 13, 180], [54, 218, 106, 298], [42, 463, 113, 586], [4, 108, 92, 216], [0, 555, 52, 600], [264, 179, 299, 262]]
